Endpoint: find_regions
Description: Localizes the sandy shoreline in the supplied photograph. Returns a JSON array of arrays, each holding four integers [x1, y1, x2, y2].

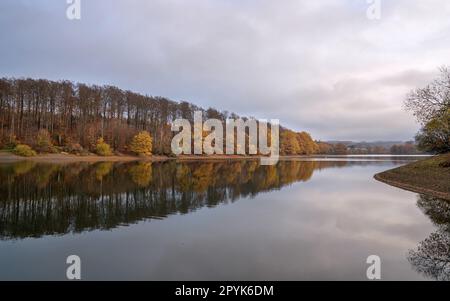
[[0, 152, 431, 164], [0, 152, 167, 163], [0, 152, 269, 164]]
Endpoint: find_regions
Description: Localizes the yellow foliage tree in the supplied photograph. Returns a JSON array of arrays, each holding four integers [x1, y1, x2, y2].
[[296, 131, 318, 155], [96, 137, 112, 156], [13, 144, 37, 157], [130, 131, 152, 156], [280, 130, 300, 155]]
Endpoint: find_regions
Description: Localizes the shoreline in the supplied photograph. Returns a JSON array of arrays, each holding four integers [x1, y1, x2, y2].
[[0, 152, 168, 163], [374, 173, 450, 201], [374, 154, 450, 201], [0, 152, 272, 164], [0, 152, 431, 164]]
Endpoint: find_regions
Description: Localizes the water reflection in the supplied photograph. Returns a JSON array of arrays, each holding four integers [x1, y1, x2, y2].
[[408, 194, 450, 280], [0, 160, 351, 240], [0, 157, 440, 280]]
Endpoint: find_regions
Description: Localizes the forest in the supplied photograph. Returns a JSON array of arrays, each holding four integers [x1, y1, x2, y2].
[[0, 77, 419, 157], [0, 77, 322, 156]]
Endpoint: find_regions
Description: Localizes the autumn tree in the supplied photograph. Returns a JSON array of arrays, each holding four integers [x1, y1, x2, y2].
[[280, 130, 300, 155], [405, 67, 450, 154], [95, 137, 112, 156], [130, 131, 153, 156], [317, 142, 333, 154], [296, 131, 318, 155]]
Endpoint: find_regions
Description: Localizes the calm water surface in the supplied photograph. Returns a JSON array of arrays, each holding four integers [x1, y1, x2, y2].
[[0, 156, 448, 280]]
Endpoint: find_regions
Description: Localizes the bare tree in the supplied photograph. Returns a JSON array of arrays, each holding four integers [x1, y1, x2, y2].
[[405, 66, 450, 125]]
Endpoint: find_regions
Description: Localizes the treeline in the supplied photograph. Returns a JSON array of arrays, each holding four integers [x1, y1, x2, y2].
[[0, 77, 320, 156], [389, 142, 421, 155], [0, 77, 203, 155], [0, 77, 428, 157], [314, 141, 421, 155]]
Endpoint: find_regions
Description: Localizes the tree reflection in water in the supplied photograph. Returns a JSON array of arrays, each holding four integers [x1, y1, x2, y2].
[[408, 194, 450, 281], [0, 159, 351, 240]]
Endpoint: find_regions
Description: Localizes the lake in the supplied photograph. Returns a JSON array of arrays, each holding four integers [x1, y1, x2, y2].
[[0, 156, 448, 280]]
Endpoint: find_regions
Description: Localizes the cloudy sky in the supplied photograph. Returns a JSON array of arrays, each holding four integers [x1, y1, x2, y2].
[[1, 0, 449, 141]]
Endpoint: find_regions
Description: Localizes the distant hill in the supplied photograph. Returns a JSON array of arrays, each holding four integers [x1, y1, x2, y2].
[[323, 140, 422, 155], [326, 141, 407, 149]]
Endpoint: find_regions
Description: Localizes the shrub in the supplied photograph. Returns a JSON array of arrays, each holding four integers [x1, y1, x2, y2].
[[63, 142, 85, 155], [130, 131, 152, 156], [35, 129, 57, 153], [95, 138, 112, 156], [13, 144, 37, 157]]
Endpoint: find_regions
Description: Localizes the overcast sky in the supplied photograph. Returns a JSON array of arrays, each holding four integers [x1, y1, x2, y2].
[[1, 0, 449, 141]]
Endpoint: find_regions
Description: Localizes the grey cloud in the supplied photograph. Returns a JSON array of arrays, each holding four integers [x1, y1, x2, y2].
[[1, 0, 449, 141]]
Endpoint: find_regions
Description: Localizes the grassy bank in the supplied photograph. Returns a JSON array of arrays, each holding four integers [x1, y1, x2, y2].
[[374, 153, 450, 200]]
